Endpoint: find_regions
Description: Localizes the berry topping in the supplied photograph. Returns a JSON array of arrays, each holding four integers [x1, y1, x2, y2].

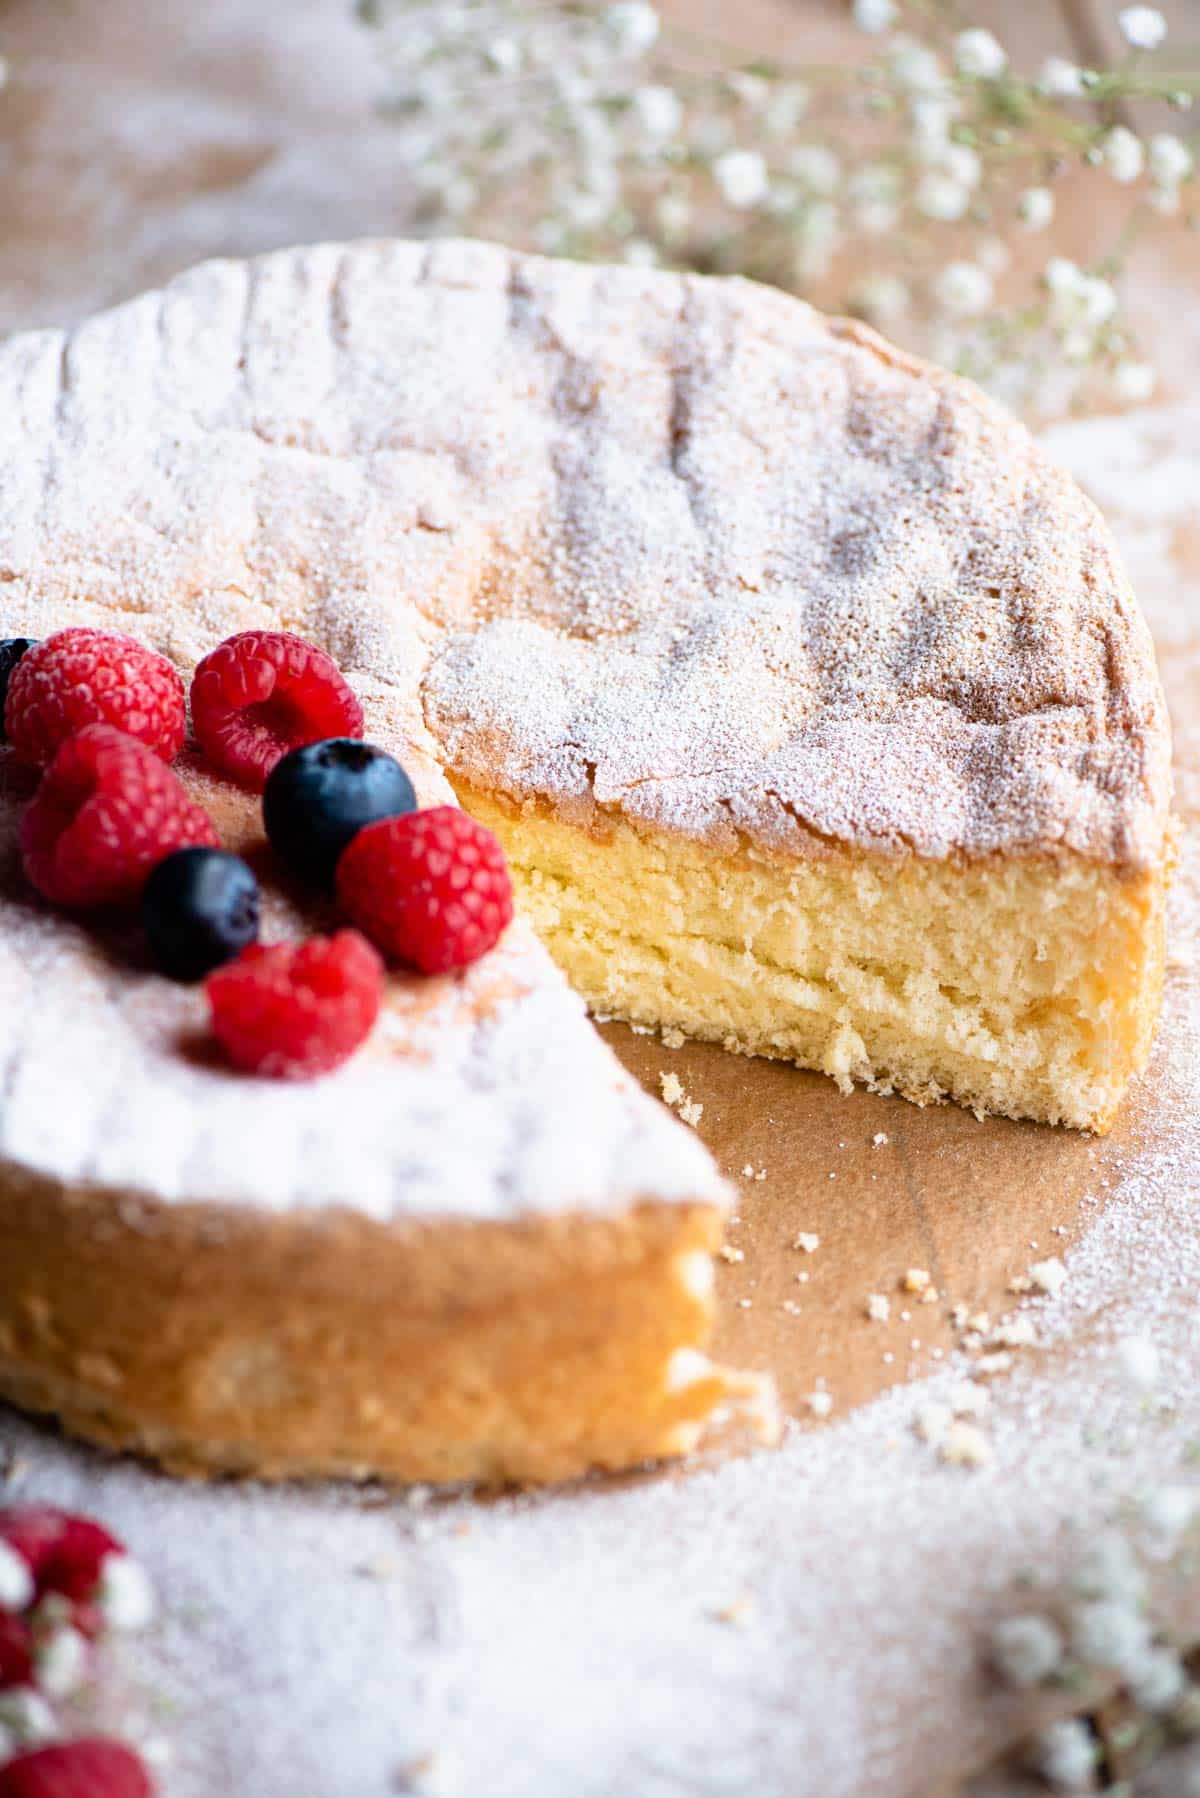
[[189, 631, 363, 791], [336, 807, 513, 975], [19, 727, 218, 910], [0, 1619, 33, 1693], [141, 849, 260, 983], [0, 642, 37, 740], [0, 1512, 121, 1608], [0, 1739, 155, 1798], [263, 739, 417, 886], [4, 630, 185, 768], [207, 930, 383, 1079]]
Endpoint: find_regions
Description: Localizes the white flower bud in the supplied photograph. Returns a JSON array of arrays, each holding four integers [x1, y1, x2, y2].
[[1128, 1645, 1187, 1712], [1069, 1597, 1152, 1674], [712, 148, 769, 210], [34, 1623, 88, 1700], [1038, 57, 1086, 99], [915, 171, 971, 222], [933, 261, 994, 317], [631, 84, 682, 139], [852, 0, 898, 33], [1149, 132, 1193, 185], [1032, 1718, 1096, 1790], [604, 3, 659, 57], [990, 1614, 1064, 1687], [954, 29, 1007, 80], [890, 42, 945, 96], [1101, 125, 1146, 184], [1119, 7, 1168, 51], [787, 146, 841, 195], [1017, 187, 1055, 231]]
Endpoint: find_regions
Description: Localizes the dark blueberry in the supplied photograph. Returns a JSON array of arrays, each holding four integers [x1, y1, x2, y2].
[[0, 639, 37, 739], [142, 848, 260, 982], [263, 738, 417, 885]]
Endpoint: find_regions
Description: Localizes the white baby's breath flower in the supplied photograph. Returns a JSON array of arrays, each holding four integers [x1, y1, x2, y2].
[[855, 200, 900, 236], [936, 143, 982, 190], [848, 273, 910, 325], [726, 71, 769, 109], [852, 0, 898, 34], [890, 41, 946, 97], [990, 1614, 1064, 1688], [1033, 1717, 1097, 1790], [1016, 186, 1055, 231], [787, 145, 841, 195], [954, 29, 1007, 81], [1119, 6, 1168, 52], [712, 147, 770, 209], [977, 235, 1012, 276], [631, 84, 682, 139], [655, 193, 692, 238], [915, 170, 971, 221], [1037, 56, 1086, 99], [604, 2, 659, 58], [1100, 125, 1146, 183], [933, 260, 994, 316], [1113, 359, 1157, 402], [622, 239, 659, 267], [1149, 132, 1194, 185], [765, 83, 809, 137], [486, 38, 521, 76]]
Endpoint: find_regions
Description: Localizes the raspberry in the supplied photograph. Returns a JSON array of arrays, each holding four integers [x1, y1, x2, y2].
[[207, 930, 383, 1079], [19, 727, 218, 910], [189, 631, 363, 791], [0, 1740, 154, 1798], [0, 1617, 33, 1691], [0, 1511, 122, 1607], [336, 807, 513, 974], [4, 630, 185, 768]]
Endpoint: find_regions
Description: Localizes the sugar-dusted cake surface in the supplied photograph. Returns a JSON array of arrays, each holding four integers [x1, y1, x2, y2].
[[0, 239, 1171, 1484]]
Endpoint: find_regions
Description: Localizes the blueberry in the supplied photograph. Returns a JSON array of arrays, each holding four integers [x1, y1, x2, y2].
[[142, 848, 260, 982], [0, 639, 37, 737], [263, 738, 417, 885]]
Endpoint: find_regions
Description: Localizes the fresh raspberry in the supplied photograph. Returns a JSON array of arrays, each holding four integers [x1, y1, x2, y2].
[[0, 1739, 155, 1798], [189, 631, 363, 791], [19, 726, 218, 909], [0, 1511, 122, 1607], [0, 1615, 33, 1690], [4, 630, 185, 769], [336, 807, 513, 975], [207, 930, 383, 1079]]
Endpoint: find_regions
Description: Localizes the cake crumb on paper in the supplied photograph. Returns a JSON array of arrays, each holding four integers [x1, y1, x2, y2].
[[661, 1026, 685, 1048], [866, 1293, 891, 1323], [941, 1421, 994, 1468], [718, 1244, 744, 1265], [1030, 1257, 1067, 1296], [794, 1232, 820, 1254], [903, 1268, 931, 1294], [872, 1132, 889, 1147], [659, 1072, 684, 1106], [806, 1389, 834, 1419]]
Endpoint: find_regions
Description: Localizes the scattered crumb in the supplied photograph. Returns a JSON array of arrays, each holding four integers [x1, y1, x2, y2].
[[974, 1351, 1014, 1375], [951, 1382, 991, 1418], [781, 1300, 801, 1316], [882, 1351, 895, 1365], [990, 1316, 1038, 1350], [795, 1271, 809, 1285], [1030, 1257, 1068, 1297], [903, 1269, 931, 1294], [736, 1297, 752, 1310], [866, 1293, 891, 1323], [951, 1302, 970, 1329], [940, 1421, 994, 1468], [872, 1132, 889, 1147], [719, 1244, 745, 1265], [661, 1026, 685, 1048], [915, 1404, 950, 1444], [659, 1071, 702, 1126], [919, 1285, 939, 1306], [794, 1233, 820, 1254], [742, 1164, 755, 1178], [968, 1311, 991, 1334], [1008, 1274, 1034, 1295], [807, 1390, 834, 1419]]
